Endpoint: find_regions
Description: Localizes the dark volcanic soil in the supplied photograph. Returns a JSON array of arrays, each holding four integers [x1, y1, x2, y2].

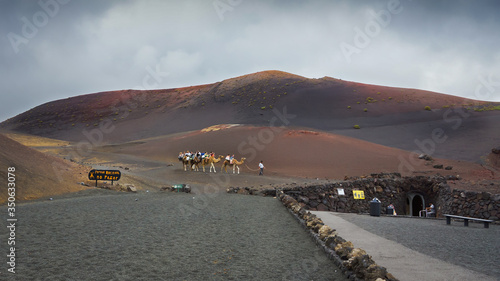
[[0, 190, 347, 280]]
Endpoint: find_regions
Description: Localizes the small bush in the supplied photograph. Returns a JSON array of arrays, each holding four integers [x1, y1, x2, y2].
[[424, 106, 431, 111], [366, 97, 377, 103], [261, 106, 266, 110], [353, 125, 361, 129], [347, 106, 351, 109], [364, 108, 368, 112]]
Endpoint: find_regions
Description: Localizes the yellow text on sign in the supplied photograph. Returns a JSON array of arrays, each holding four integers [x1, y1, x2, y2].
[[353, 190, 365, 200]]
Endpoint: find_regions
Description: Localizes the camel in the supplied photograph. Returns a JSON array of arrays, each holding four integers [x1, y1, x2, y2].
[[221, 157, 246, 174], [180, 155, 191, 171], [179, 154, 201, 171], [190, 155, 202, 171], [201, 155, 224, 173]]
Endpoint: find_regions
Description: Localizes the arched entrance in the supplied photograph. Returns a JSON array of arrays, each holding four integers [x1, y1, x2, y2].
[[406, 193, 425, 216]]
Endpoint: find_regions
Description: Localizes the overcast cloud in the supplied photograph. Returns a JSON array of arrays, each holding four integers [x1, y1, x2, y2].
[[1, 0, 499, 122]]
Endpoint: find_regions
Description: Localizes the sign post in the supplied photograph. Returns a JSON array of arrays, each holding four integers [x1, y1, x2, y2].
[[88, 169, 121, 187]]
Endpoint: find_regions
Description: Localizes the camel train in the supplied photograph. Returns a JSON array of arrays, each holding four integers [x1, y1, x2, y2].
[[178, 151, 246, 174]]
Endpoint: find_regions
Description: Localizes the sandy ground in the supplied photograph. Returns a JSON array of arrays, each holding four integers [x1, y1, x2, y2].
[[4, 125, 497, 204], [35, 125, 498, 192], [312, 212, 500, 281]]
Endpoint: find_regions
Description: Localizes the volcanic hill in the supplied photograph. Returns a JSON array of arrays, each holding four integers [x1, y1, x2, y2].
[[0, 134, 89, 204], [1, 70, 500, 201], [2, 70, 499, 162]]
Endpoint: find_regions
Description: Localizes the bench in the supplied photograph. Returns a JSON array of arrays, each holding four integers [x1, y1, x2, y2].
[[444, 214, 494, 228]]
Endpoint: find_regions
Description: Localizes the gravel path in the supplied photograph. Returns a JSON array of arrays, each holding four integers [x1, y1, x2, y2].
[[332, 213, 500, 279], [0, 190, 346, 280]]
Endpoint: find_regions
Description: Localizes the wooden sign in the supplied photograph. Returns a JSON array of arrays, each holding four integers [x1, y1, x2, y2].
[[88, 169, 121, 186], [353, 190, 365, 200]]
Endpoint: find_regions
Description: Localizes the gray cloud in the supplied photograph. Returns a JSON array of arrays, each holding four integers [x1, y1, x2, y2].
[[1, 0, 499, 122]]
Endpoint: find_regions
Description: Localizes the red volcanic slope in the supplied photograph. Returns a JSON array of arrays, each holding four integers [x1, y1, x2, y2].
[[0, 134, 89, 204], [96, 125, 489, 180]]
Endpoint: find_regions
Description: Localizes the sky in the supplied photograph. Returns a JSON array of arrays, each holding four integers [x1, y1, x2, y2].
[[1, 0, 500, 122]]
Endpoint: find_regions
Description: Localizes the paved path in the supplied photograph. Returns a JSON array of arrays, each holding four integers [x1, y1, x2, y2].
[[311, 211, 498, 281]]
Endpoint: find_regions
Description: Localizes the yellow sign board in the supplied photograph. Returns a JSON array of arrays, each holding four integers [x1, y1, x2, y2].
[[353, 190, 365, 200], [88, 169, 121, 181]]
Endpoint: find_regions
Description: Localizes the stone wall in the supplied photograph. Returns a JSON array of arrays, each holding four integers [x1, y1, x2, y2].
[[440, 189, 500, 220], [278, 174, 499, 221], [227, 173, 500, 221], [277, 191, 398, 281]]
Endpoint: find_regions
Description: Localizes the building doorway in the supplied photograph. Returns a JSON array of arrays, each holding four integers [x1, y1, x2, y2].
[[407, 193, 425, 216]]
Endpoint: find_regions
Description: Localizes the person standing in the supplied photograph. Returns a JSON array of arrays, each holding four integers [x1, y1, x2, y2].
[[258, 161, 265, 176]]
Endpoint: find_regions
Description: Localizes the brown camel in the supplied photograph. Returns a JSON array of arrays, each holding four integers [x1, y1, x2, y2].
[[190, 155, 202, 171], [221, 157, 246, 174], [180, 154, 200, 171], [202, 155, 224, 173], [181, 155, 191, 171]]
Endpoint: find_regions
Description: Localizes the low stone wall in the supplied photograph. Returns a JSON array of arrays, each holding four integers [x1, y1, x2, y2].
[[281, 174, 449, 217], [228, 174, 500, 221], [278, 191, 398, 281], [440, 189, 500, 220]]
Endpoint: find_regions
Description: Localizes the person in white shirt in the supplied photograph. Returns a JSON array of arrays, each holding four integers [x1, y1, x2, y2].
[[258, 161, 265, 175], [426, 203, 436, 217]]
